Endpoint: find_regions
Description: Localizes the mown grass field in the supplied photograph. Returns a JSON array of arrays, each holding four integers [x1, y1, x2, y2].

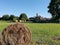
[[0, 21, 60, 45]]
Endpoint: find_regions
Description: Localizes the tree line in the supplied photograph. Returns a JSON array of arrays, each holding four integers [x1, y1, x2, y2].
[[0, 13, 28, 22], [0, 13, 59, 23]]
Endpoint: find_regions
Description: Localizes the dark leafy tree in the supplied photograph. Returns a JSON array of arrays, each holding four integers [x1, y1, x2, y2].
[[48, 0, 60, 20], [19, 13, 28, 20], [2, 14, 9, 20], [9, 15, 15, 20], [9, 15, 19, 22]]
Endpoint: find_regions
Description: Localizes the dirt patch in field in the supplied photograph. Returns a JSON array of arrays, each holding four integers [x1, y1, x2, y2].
[[52, 36, 60, 40], [0, 23, 31, 45]]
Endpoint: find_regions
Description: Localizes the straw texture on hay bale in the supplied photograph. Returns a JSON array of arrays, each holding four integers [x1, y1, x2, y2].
[[0, 23, 31, 45]]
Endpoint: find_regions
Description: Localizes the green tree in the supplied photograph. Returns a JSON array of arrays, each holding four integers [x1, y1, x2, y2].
[[2, 14, 9, 20], [9, 15, 19, 21], [19, 13, 28, 21], [48, 0, 60, 20], [9, 15, 15, 21]]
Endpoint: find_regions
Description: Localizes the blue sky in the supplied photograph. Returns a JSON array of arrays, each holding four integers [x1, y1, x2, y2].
[[0, 0, 51, 18]]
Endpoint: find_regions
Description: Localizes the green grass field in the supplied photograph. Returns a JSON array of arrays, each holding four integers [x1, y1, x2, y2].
[[0, 21, 60, 45]]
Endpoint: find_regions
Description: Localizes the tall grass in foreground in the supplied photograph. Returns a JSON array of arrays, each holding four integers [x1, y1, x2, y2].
[[0, 21, 12, 31], [25, 23, 60, 45]]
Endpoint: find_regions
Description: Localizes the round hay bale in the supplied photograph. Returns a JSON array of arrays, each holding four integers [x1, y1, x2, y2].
[[2, 23, 31, 45]]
